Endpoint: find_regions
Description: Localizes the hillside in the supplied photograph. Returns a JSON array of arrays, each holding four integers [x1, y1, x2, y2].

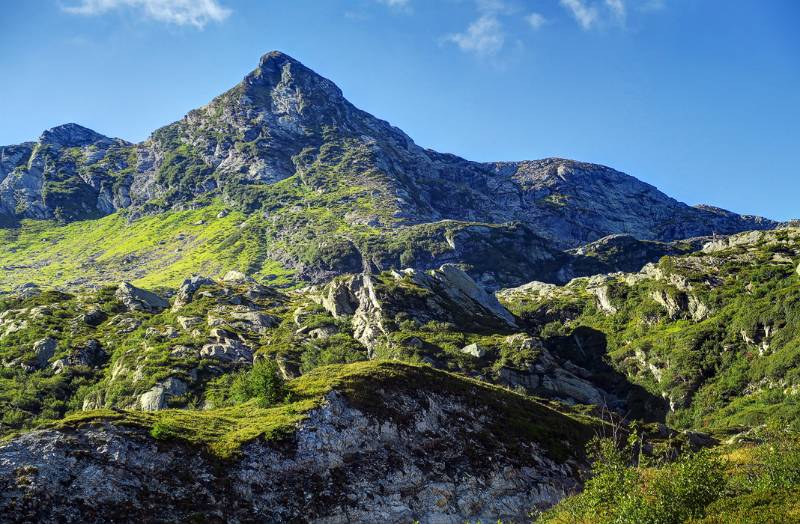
[[500, 227, 800, 433]]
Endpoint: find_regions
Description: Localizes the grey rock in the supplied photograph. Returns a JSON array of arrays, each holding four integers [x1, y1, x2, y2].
[[460, 343, 486, 358], [321, 278, 358, 317], [52, 339, 107, 373], [229, 310, 278, 333], [81, 307, 107, 326], [116, 282, 168, 313], [176, 316, 202, 330], [426, 264, 517, 328], [172, 276, 215, 311], [31, 337, 57, 369], [139, 378, 188, 411], [200, 337, 253, 363], [308, 325, 337, 339], [72, 339, 107, 367]]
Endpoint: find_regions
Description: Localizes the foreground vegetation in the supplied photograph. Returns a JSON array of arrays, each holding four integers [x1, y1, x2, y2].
[[541, 428, 800, 523]]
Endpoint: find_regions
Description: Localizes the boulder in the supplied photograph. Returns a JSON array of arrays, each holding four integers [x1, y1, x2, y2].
[[116, 282, 168, 313], [31, 338, 57, 369], [113, 316, 141, 334], [81, 308, 107, 327], [72, 339, 107, 367], [460, 343, 486, 358], [222, 270, 250, 284], [139, 378, 188, 411], [172, 276, 215, 311], [199, 339, 253, 363], [229, 310, 279, 333], [308, 325, 337, 339], [177, 316, 202, 330]]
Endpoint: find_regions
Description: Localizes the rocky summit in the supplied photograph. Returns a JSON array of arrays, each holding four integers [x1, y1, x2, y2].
[[0, 51, 798, 524]]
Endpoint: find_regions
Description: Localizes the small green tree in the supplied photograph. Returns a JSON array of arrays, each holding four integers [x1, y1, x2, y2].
[[230, 359, 287, 407]]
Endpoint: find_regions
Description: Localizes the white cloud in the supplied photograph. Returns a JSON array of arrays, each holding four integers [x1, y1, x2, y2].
[[560, 0, 599, 30], [445, 14, 505, 56], [63, 0, 231, 28], [376, 0, 411, 9], [526, 12, 547, 30], [560, 0, 632, 30], [605, 0, 626, 24]]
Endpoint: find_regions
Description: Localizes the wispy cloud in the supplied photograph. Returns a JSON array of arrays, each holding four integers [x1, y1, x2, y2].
[[62, 0, 231, 28], [605, 0, 626, 24], [444, 0, 663, 57], [560, 0, 599, 30], [526, 12, 547, 30], [445, 14, 505, 56], [559, 0, 635, 29]]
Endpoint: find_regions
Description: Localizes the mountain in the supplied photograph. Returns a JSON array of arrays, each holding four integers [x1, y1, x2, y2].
[[0, 51, 797, 523], [0, 51, 775, 290]]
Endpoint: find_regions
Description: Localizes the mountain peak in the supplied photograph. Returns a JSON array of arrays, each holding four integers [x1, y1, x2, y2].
[[257, 50, 299, 68], [39, 123, 112, 148], [242, 50, 342, 100]]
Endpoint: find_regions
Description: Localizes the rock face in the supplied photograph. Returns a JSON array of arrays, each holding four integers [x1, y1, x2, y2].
[[0, 389, 587, 523], [0, 124, 132, 222], [318, 265, 518, 352]]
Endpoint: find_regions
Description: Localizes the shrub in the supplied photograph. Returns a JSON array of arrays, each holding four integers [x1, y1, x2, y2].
[[757, 434, 800, 490], [230, 359, 287, 407], [541, 437, 726, 524]]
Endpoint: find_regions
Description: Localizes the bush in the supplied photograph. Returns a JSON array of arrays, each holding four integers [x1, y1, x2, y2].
[[230, 359, 287, 407], [757, 434, 800, 490], [541, 437, 726, 524]]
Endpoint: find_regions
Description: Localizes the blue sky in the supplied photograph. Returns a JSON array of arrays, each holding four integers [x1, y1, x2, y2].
[[1, 0, 798, 220]]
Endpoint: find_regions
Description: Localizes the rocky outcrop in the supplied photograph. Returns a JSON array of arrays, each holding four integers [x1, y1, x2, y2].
[[0, 386, 589, 523], [172, 276, 215, 311], [318, 265, 517, 352], [115, 282, 168, 313], [199, 329, 253, 363], [426, 264, 517, 327], [30, 338, 56, 370], [51, 339, 107, 373], [138, 377, 188, 411]]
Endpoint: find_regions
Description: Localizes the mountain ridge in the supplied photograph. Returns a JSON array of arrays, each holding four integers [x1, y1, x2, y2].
[[0, 50, 777, 288]]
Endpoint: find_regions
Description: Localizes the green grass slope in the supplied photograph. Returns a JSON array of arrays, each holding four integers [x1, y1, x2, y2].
[[33, 361, 599, 461], [0, 200, 293, 290]]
